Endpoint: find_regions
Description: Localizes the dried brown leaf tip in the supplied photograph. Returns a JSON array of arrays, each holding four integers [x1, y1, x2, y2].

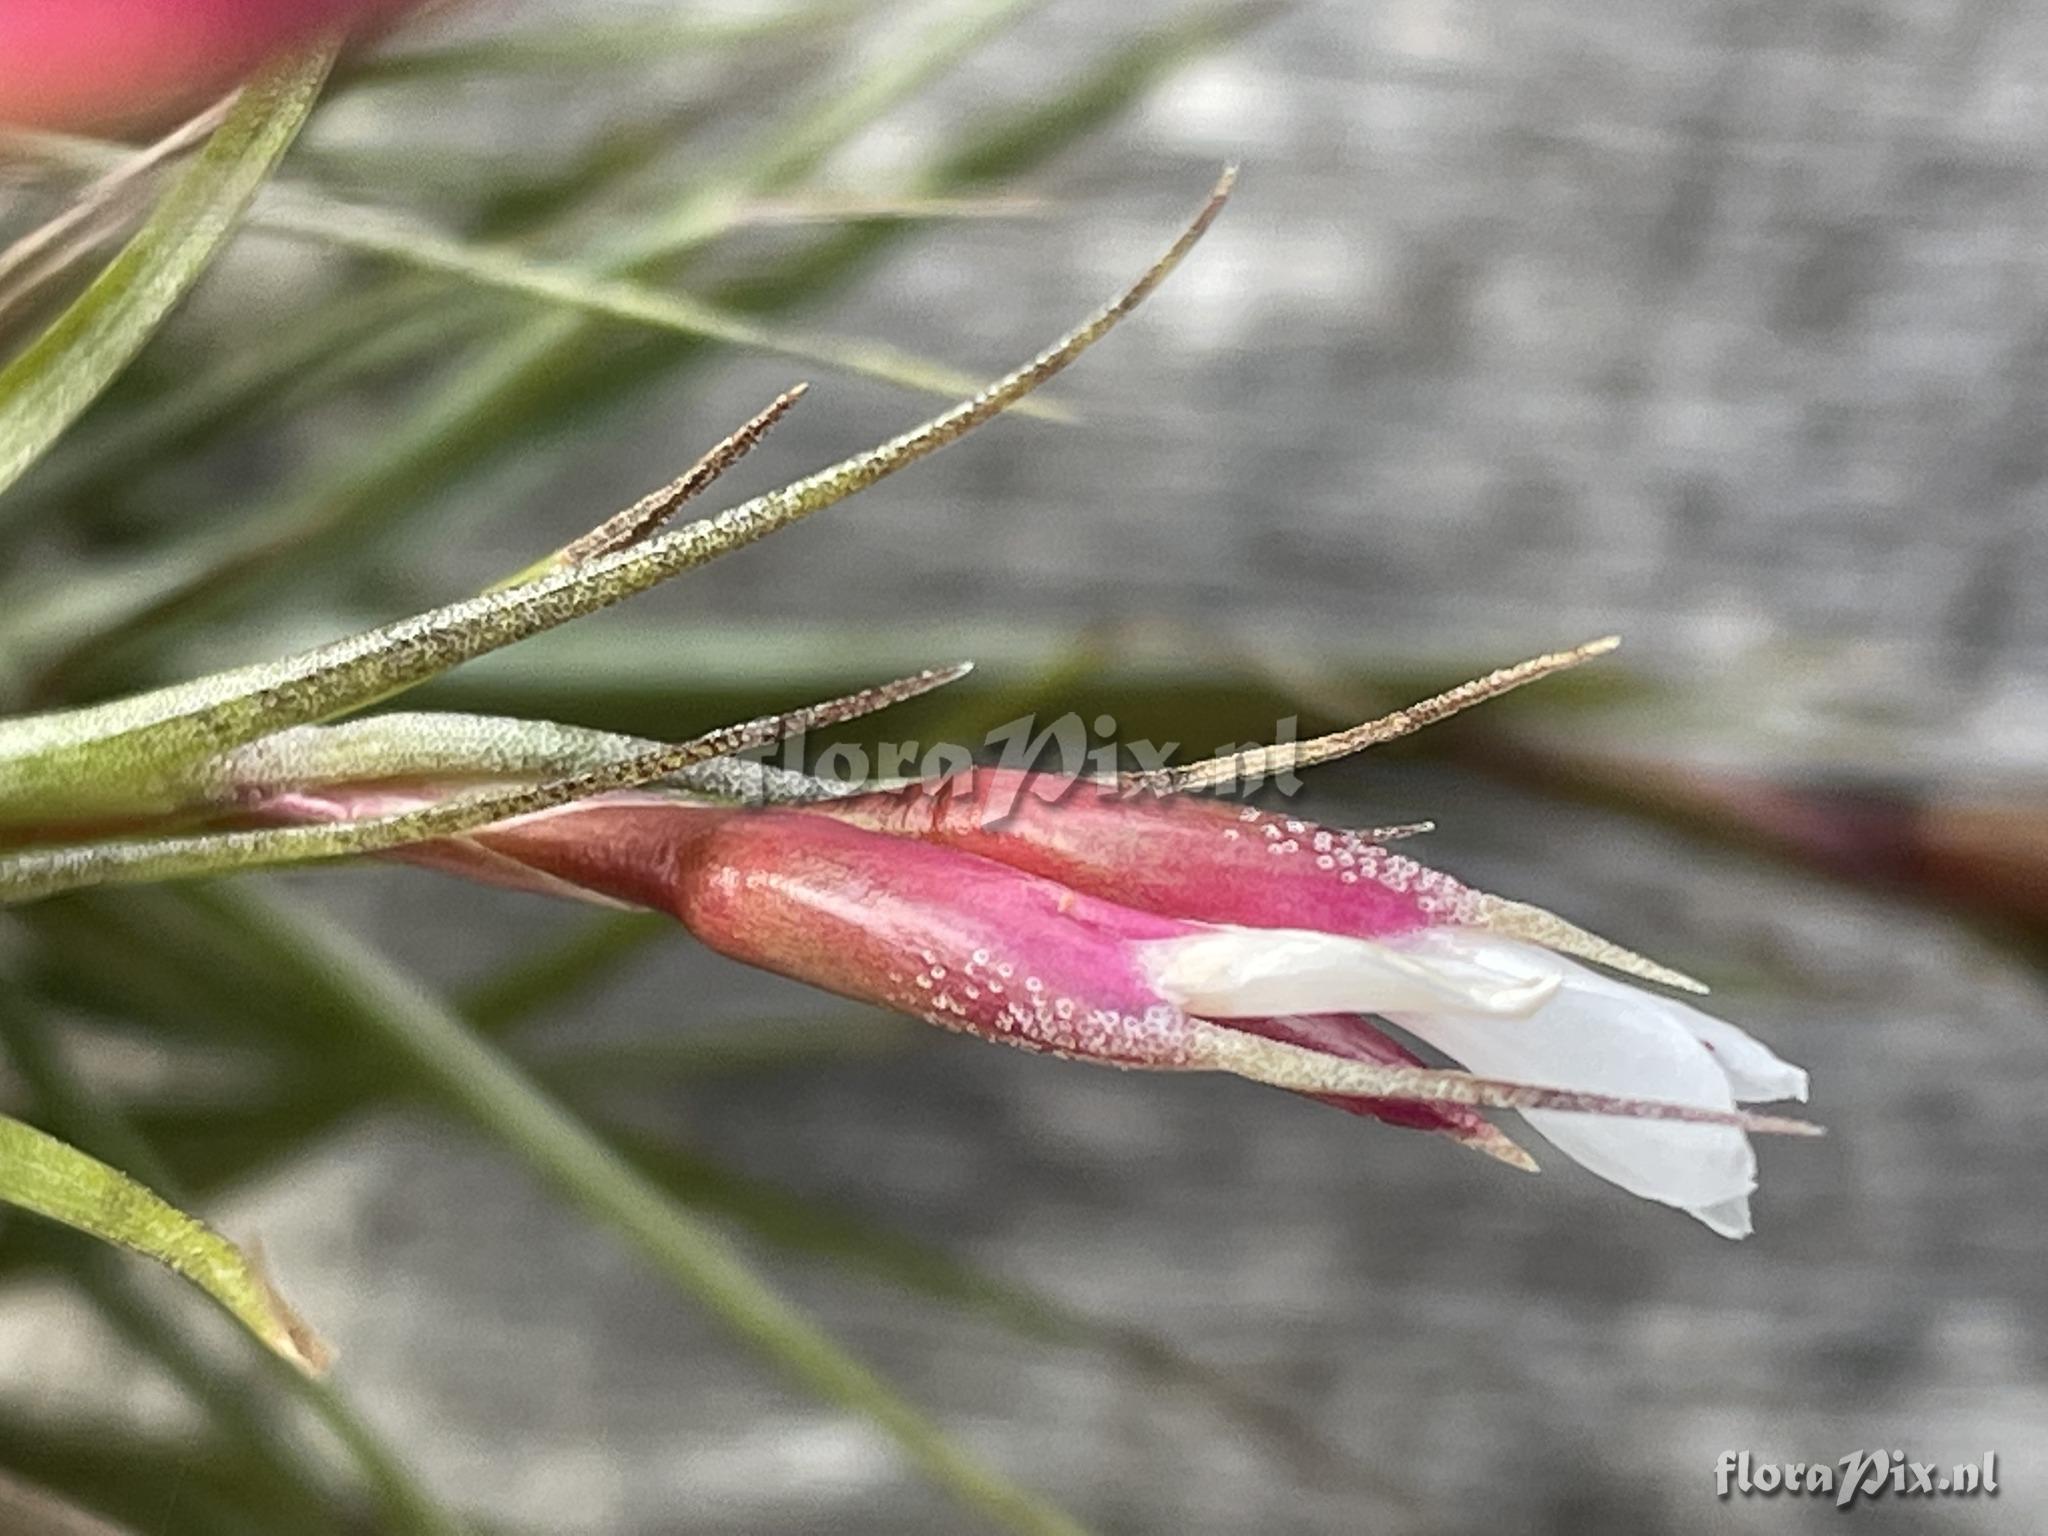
[[546, 383, 812, 576], [1123, 635, 1622, 796], [247, 1237, 334, 1376]]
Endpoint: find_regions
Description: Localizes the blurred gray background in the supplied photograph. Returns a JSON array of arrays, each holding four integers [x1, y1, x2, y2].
[[7, 0, 2047, 1530]]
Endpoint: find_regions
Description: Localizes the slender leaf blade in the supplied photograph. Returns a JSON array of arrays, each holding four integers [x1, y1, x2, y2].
[[19, 0, 1057, 681], [0, 176, 1223, 819], [195, 882, 1093, 1536], [0, 48, 332, 497], [251, 195, 1068, 415], [0, 1105, 326, 1373]]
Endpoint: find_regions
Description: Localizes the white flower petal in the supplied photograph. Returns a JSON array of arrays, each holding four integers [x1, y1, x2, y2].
[[1693, 1195, 1755, 1240], [1379, 930, 1799, 1235], [1142, 926, 1557, 1021], [1679, 1010, 1810, 1103], [1415, 927, 1808, 1105]]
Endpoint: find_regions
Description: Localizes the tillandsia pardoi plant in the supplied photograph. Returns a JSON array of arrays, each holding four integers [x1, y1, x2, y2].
[[0, 8, 1821, 1535]]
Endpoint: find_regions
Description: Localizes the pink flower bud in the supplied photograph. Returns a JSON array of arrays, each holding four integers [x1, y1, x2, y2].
[[814, 768, 1486, 937], [263, 775, 1813, 1235], [807, 770, 1811, 1236], [0, 0, 423, 127]]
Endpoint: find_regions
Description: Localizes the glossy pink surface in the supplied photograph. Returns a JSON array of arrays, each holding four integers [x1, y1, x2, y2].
[[814, 769, 1491, 941], [0, 0, 421, 126], [472, 802, 1208, 1067], [262, 783, 1517, 1152]]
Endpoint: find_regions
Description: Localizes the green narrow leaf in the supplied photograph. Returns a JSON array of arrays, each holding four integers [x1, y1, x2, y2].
[[0, 48, 331, 497], [0, 127, 1066, 415], [0, 281, 448, 539], [192, 882, 1094, 1536], [591, 1124, 1404, 1500], [0, 1105, 326, 1373], [0, 1468, 146, 1536], [0, 1423, 292, 1536], [52, 1242, 365, 1536], [344, 3, 866, 83], [17, 0, 1054, 680], [459, 909, 669, 1031], [13, 884, 1385, 1494], [0, 174, 1223, 819], [605, 0, 1053, 267], [12, 2, 1259, 710], [0, 62, 710, 539], [249, 195, 1068, 415], [0, 100, 231, 324], [0, 996, 471, 1536]]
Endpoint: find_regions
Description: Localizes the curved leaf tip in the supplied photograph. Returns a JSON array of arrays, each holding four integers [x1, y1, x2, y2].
[[0, 1111, 330, 1374]]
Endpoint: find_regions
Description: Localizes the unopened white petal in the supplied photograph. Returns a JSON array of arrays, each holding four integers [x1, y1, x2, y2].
[[1142, 926, 1557, 1021], [1381, 930, 1790, 1235], [1426, 929, 1808, 1105], [1678, 1010, 1809, 1103], [1693, 1195, 1755, 1240]]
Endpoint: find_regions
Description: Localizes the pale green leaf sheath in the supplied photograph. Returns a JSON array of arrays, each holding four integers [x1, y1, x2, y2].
[[0, 172, 1233, 824], [204, 711, 843, 806], [0, 47, 333, 497], [0, 665, 970, 901], [0, 1111, 326, 1372]]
